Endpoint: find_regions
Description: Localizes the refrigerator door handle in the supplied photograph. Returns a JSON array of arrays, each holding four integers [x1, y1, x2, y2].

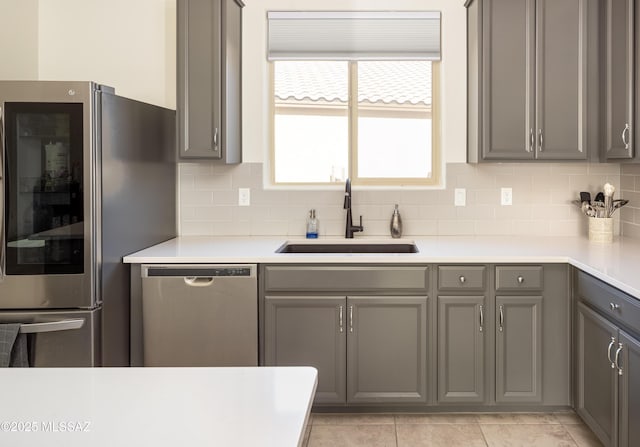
[[18, 319, 85, 334]]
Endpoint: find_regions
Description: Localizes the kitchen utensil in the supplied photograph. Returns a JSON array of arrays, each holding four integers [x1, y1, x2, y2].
[[594, 192, 605, 203], [581, 202, 597, 217], [604, 183, 616, 218], [591, 201, 606, 218], [580, 192, 591, 204]]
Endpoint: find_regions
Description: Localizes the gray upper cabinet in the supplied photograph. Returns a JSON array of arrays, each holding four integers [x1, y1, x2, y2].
[[466, 0, 594, 162], [177, 0, 243, 162], [604, 0, 640, 161]]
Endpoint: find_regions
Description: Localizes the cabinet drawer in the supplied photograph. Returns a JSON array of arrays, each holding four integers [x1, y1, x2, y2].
[[263, 265, 429, 293], [577, 271, 640, 334], [438, 266, 486, 291], [495, 266, 543, 291]]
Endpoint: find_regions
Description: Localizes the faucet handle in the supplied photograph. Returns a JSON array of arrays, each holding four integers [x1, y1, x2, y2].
[[358, 215, 364, 231]]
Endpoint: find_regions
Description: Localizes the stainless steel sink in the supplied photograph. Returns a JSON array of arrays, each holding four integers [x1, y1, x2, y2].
[[275, 241, 419, 254]]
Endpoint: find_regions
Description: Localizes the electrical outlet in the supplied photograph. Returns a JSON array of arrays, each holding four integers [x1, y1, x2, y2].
[[238, 188, 251, 206], [501, 187, 513, 206], [454, 188, 466, 207]]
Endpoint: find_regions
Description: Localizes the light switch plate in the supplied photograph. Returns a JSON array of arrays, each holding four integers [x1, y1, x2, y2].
[[238, 188, 251, 206], [501, 187, 513, 206], [454, 188, 466, 207]]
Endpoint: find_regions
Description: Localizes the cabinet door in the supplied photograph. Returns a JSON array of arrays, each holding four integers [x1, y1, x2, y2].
[[495, 295, 542, 403], [606, 0, 634, 160], [437, 296, 485, 403], [481, 0, 536, 160], [619, 330, 640, 447], [264, 296, 346, 404], [177, 0, 222, 159], [576, 302, 618, 447], [346, 296, 427, 404], [535, 0, 588, 159]]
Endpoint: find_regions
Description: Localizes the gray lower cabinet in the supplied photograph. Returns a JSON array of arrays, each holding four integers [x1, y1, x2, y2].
[[495, 295, 543, 403], [437, 295, 486, 403], [466, 0, 595, 162], [575, 270, 640, 447], [177, 0, 243, 162], [264, 294, 428, 405], [263, 296, 346, 404]]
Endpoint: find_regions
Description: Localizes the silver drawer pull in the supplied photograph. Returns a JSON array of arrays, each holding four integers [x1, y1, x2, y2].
[[517, 276, 524, 284], [607, 337, 616, 368], [609, 302, 620, 311], [479, 305, 484, 332], [538, 129, 544, 151], [338, 305, 344, 333], [349, 305, 354, 333], [19, 319, 85, 334], [499, 305, 504, 332], [459, 276, 466, 284]]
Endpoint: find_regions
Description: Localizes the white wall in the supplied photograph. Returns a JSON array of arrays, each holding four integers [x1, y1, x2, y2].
[[37, 0, 176, 109], [242, 0, 468, 163], [0, 0, 39, 79]]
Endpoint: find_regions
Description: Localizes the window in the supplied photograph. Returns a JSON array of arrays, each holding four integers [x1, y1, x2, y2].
[[272, 60, 439, 185], [267, 11, 441, 187]]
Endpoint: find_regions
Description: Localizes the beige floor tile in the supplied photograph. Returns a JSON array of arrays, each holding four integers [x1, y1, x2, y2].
[[395, 413, 479, 425], [476, 413, 561, 425], [307, 424, 397, 447], [302, 424, 311, 447], [553, 411, 583, 425], [396, 423, 487, 447], [564, 424, 604, 447], [481, 424, 577, 447], [312, 413, 395, 425]]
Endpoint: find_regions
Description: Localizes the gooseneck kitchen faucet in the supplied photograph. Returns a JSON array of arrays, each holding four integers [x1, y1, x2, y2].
[[344, 178, 364, 238]]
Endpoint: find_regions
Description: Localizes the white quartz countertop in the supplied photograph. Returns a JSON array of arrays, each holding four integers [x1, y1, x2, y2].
[[0, 366, 317, 447], [123, 235, 640, 299]]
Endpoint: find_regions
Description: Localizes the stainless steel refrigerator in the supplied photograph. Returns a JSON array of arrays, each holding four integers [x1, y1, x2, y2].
[[0, 81, 176, 366]]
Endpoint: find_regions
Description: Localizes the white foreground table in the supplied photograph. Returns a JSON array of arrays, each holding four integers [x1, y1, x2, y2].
[[0, 366, 317, 447]]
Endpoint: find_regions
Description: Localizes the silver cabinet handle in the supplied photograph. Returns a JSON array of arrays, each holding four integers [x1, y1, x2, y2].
[[609, 302, 620, 311], [349, 305, 354, 333], [459, 275, 466, 284], [479, 304, 484, 332], [538, 129, 544, 151], [338, 305, 344, 333], [622, 123, 630, 149], [607, 337, 616, 368], [213, 127, 219, 149], [529, 128, 534, 153], [19, 319, 85, 334], [498, 305, 504, 332], [517, 275, 524, 284], [615, 343, 623, 376]]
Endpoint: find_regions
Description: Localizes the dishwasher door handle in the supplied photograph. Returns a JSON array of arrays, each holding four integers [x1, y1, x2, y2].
[[19, 319, 85, 334], [184, 277, 215, 287]]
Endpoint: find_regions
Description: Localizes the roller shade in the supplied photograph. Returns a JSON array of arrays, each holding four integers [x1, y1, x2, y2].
[[267, 11, 441, 61]]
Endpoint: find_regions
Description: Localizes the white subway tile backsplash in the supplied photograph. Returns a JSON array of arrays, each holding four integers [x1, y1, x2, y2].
[[177, 162, 634, 239]]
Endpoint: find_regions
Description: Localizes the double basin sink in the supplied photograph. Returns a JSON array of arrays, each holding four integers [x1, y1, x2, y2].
[[276, 241, 419, 254]]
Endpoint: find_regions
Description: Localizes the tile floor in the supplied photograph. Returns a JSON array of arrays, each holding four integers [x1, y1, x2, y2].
[[302, 411, 603, 447]]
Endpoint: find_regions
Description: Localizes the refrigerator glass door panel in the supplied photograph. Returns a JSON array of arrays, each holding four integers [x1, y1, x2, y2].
[[4, 102, 84, 275]]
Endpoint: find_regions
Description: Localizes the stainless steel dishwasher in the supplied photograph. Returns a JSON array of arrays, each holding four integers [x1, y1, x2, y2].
[[141, 264, 257, 366]]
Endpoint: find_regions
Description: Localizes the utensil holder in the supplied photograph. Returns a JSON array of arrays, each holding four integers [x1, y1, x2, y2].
[[588, 217, 613, 243]]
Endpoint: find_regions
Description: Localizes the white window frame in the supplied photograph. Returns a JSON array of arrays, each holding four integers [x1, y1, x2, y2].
[[269, 60, 441, 187]]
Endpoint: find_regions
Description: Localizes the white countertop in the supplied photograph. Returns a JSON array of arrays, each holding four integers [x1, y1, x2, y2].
[[123, 235, 640, 299], [0, 366, 317, 447]]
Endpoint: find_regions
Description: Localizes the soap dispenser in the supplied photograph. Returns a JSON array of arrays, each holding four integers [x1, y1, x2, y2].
[[306, 209, 319, 238], [390, 204, 402, 238]]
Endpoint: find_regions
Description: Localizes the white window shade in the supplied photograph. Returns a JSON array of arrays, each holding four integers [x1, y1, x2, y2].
[[267, 11, 441, 61]]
